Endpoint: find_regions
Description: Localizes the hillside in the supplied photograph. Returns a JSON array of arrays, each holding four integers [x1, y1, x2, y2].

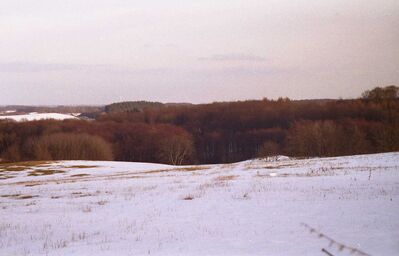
[[2, 93, 399, 165], [0, 153, 398, 255], [0, 105, 103, 114], [0, 112, 78, 122]]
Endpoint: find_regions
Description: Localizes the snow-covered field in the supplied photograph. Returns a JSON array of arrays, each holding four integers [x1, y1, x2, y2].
[[0, 112, 77, 122], [0, 153, 398, 255]]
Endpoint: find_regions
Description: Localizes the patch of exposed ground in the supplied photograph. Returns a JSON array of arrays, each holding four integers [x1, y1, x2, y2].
[[28, 169, 66, 176], [1, 194, 39, 199]]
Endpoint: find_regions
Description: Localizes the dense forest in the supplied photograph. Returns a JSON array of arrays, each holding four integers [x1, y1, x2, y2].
[[0, 86, 398, 165]]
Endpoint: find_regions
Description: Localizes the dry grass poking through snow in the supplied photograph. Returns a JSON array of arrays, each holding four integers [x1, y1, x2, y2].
[[0, 153, 398, 255], [214, 175, 238, 181]]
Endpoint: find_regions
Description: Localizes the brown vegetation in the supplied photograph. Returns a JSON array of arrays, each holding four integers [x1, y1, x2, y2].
[[0, 86, 398, 164], [28, 133, 113, 161]]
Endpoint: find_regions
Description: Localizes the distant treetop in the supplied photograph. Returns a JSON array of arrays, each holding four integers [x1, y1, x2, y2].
[[362, 85, 399, 101], [105, 101, 164, 113]]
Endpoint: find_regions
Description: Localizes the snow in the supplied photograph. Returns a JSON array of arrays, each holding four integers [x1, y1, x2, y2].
[[0, 112, 77, 122], [0, 110, 17, 114], [1, 153, 398, 255]]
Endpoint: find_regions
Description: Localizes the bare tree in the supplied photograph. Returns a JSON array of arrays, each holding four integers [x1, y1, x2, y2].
[[160, 135, 194, 165]]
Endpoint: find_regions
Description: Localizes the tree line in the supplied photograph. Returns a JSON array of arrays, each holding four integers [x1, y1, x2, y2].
[[0, 86, 398, 165]]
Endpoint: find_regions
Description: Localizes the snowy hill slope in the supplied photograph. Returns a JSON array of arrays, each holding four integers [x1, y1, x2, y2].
[[0, 153, 398, 255], [0, 112, 77, 122]]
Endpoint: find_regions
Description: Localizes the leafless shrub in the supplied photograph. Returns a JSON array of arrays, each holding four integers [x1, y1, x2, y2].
[[97, 200, 108, 206], [159, 135, 195, 165], [29, 133, 113, 161], [71, 232, 87, 242], [142, 185, 157, 191], [182, 194, 194, 200], [43, 239, 68, 250], [81, 205, 92, 213], [307, 167, 335, 177]]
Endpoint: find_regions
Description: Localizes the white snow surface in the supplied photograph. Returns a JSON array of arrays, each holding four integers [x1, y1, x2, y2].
[[1, 153, 398, 255], [0, 112, 77, 122]]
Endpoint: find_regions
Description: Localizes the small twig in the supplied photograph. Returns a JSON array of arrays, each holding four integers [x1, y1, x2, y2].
[[301, 223, 371, 256], [322, 248, 334, 256]]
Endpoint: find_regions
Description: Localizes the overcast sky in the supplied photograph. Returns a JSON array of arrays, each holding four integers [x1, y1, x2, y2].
[[0, 0, 398, 105]]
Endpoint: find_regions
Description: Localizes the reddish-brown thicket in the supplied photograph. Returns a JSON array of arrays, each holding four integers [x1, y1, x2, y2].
[[0, 88, 398, 164], [110, 123, 195, 164], [0, 120, 195, 164], [28, 133, 113, 161]]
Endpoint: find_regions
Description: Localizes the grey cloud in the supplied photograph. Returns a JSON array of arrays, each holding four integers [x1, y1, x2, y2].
[[0, 62, 114, 73], [198, 54, 266, 62], [0, 61, 286, 78], [141, 43, 179, 49], [109, 65, 287, 78], [0, 62, 187, 77], [0, 62, 183, 76]]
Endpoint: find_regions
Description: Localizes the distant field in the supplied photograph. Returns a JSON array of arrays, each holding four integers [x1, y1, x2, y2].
[[0, 153, 398, 255], [0, 112, 78, 122]]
